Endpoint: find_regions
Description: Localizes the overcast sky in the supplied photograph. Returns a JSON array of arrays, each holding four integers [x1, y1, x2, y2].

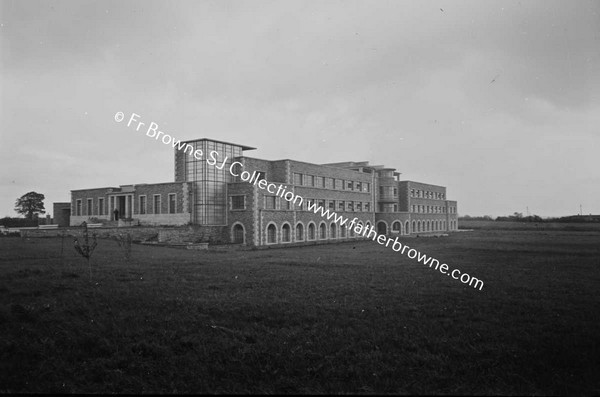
[[1, 0, 599, 218]]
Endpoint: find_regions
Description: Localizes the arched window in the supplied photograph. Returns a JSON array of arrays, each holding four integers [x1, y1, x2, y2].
[[412, 221, 416, 234], [405, 221, 410, 235], [232, 223, 244, 244], [296, 223, 304, 241], [377, 221, 387, 235], [365, 222, 371, 231], [349, 225, 355, 237], [319, 222, 327, 239], [392, 221, 401, 232], [330, 223, 337, 238], [267, 224, 277, 244], [356, 221, 364, 237], [340, 224, 347, 238], [417, 221, 421, 232], [282, 223, 291, 242], [308, 223, 315, 240]]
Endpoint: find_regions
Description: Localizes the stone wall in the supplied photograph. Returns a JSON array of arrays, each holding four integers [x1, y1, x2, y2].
[[21, 226, 164, 241], [158, 225, 226, 244]]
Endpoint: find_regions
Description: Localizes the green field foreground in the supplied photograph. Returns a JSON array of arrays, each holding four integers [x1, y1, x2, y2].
[[1, 227, 599, 394], [459, 219, 600, 231]]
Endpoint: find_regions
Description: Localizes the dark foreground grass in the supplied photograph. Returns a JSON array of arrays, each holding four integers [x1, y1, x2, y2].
[[0, 228, 599, 394]]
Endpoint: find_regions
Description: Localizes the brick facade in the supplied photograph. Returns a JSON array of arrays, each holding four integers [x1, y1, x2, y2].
[[70, 182, 192, 226], [53, 202, 71, 227], [61, 138, 458, 246]]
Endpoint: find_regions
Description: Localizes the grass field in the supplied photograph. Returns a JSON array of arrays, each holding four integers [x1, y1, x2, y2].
[[459, 219, 600, 231], [1, 226, 599, 394]]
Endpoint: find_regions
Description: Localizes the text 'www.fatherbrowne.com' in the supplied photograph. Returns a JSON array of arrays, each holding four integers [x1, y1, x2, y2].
[[114, 111, 484, 291]]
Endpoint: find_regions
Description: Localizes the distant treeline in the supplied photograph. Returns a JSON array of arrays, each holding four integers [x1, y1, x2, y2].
[[0, 217, 39, 227], [460, 214, 600, 223]]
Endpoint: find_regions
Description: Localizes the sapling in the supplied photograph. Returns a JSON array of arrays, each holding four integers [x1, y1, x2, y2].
[[116, 232, 132, 261], [73, 221, 98, 280]]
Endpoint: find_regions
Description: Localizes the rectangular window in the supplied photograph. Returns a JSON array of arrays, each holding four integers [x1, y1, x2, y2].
[[153, 195, 161, 214], [98, 198, 104, 216], [265, 196, 276, 210], [306, 198, 315, 211], [76, 199, 82, 216], [315, 176, 323, 188], [307, 175, 315, 187], [87, 199, 93, 216], [411, 189, 415, 197], [379, 186, 384, 195], [348, 202, 354, 211], [325, 178, 334, 189], [285, 200, 292, 210], [256, 171, 266, 181], [230, 195, 245, 210], [356, 202, 362, 211], [293, 173, 303, 185], [338, 201, 345, 211], [347, 180, 353, 190], [329, 200, 335, 210], [303, 175, 311, 186], [365, 202, 370, 212], [393, 187, 398, 196], [110, 196, 115, 214], [355, 182, 361, 192], [335, 179, 344, 190], [365, 183, 370, 192], [139, 196, 146, 215], [318, 199, 325, 208], [394, 204, 398, 212]]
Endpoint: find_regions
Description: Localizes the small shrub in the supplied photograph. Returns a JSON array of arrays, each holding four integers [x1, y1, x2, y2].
[[116, 232, 133, 261], [73, 222, 98, 280]]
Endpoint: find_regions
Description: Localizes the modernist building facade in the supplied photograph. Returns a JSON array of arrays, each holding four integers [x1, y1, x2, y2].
[[69, 138, 458, 246]]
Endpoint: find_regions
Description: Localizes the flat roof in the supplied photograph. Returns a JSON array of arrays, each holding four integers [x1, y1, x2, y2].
[[400, 180, 446, 188], [180, 138, 256, 151], [237, 156, 375, 177]]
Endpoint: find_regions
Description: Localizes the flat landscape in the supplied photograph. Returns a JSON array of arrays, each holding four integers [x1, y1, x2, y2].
[[1, 224, 599, 394]]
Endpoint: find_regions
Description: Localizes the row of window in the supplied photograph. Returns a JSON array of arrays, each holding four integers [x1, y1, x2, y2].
[[410, 189, 445, 200], [74, 194, 178, 216], [293, 173, 371, 192], [231, 218, 457, 245], [229, 195, 375, 212], [406, 219, 455, 233], [263, 220, 373, 244], [411, 204, 450, 214]]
